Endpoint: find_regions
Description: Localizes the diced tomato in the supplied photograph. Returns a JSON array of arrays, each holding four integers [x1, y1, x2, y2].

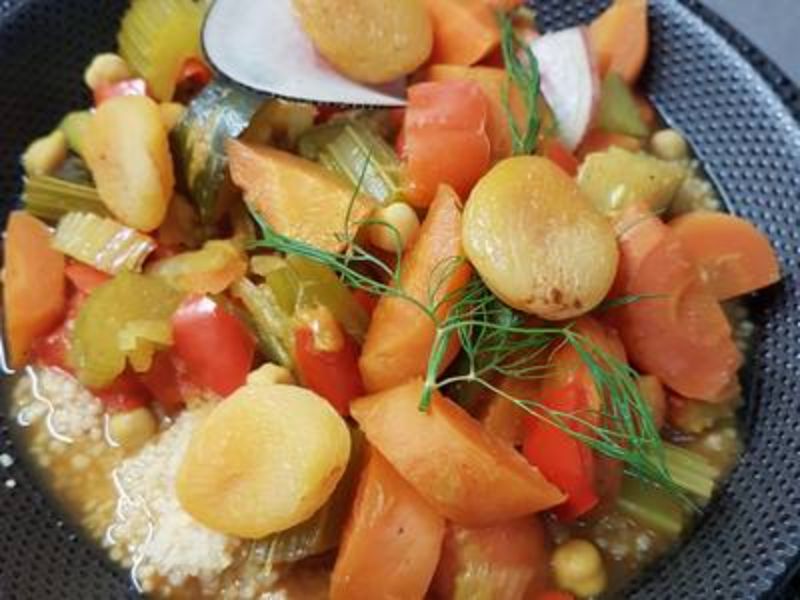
[[138, 352, 186, 415], [402, 80, 491, 207], [171, 296, 255, 397], [295, 326, 364, 416], [542, 138, 580, 176], [65, 262, 111, 294], [93, 78, 149, 106], [523, 381, 599, 521], [92, 370, 150, 412], [351, 289, 379, 317], [30, 321, 71, 372], [175, 57, 213, 101]]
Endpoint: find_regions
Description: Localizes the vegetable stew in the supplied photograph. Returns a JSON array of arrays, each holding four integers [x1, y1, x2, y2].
[[3, 0, 779, 598]]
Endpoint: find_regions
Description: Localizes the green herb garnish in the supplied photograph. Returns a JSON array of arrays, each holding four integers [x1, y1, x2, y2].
[[499, 10, 542, 155]]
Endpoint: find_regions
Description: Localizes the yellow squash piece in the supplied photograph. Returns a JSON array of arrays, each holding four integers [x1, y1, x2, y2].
[[227, 140, 375, 253], [176, 381, 351, 539], [84, 96, 175, 232]]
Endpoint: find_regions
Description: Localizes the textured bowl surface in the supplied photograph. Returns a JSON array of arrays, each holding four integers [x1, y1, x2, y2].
[[1, 1, 799, 598]]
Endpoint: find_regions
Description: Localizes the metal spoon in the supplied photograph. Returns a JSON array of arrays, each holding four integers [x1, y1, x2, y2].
[[203, 0, 407, 107]]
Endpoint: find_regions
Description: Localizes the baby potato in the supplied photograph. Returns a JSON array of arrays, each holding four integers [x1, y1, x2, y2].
[[463, 156, 619, 320], [84, 95, 174, 232], [291, 0, 433, 84], [176, 382, 350, 539]]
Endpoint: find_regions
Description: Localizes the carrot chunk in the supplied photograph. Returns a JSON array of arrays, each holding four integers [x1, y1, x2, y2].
[[590, 0, 649, 84]]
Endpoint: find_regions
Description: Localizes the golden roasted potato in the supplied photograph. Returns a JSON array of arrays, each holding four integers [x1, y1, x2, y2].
[[84, 95, 174, 232], [463, 156, 619, 320], [291, 0, 433, 84]]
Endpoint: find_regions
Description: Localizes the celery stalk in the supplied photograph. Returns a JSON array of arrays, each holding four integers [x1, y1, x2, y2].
[[53, 213, 156, 274], [617, 476, 687, 538], [299, 120, 404, 205], [664, 443, 720, 501], [23, 175, 108, 223], [118, 319, 173, 372], [231, 278, 294, 368]]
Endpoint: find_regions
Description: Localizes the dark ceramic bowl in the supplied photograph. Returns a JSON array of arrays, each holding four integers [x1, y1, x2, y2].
[[1, 1, 799, 598]]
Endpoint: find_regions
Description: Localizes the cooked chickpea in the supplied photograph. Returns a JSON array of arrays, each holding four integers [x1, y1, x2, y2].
[[108, 407, 158, 452], [83, 53, 133, 91], [22, 130, 68, 176], [552, 538, 608, 598], [159, 102, 186, 132], [650, 128, 689, 161], [247, 363, 296, 387], [368, 202, 421, 252]]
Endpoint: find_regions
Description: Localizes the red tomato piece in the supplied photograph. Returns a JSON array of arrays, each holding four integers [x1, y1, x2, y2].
[[171, 296, 255, 397], [403, 80, 491, 207], [138, 352, 186, 415], [92, 370, 150, 412], [523, 382, 599, 522], [30, 321, 71, 372], [93, 78, 149, 106], [295, 326, 365, 416]]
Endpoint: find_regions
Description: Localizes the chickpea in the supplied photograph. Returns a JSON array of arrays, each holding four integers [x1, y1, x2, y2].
[[552, 538, 608, 598], [650, 128, 689, 161], [83, 53, 133, 92], [367, 202, 421, 253], [108, 407, 158, 452], [247, 363, 296, 387], [22, 130, 68, 176], [159, 102, 186, 132]]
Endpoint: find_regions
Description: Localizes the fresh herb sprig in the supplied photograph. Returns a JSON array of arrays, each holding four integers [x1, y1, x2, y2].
[[249, 210, 681, 499], [499, 10, 542, 155]]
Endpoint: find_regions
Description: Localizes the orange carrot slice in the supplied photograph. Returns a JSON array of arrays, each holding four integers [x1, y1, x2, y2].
[[359, 185, 472, 392], [403, 80, 491, 207], [3, 211, 66, 368], [424, 0, 501, 66], [670, 211, 780, 301], [426, 64, 526, 161], [351, 378, 565, 526], [590, 0, 649, 84], [614, 217, 742, 401], [331, 447, 445, 600]]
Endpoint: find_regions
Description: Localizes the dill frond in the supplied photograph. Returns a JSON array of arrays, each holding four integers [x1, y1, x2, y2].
[[499, 10, 542, 155]]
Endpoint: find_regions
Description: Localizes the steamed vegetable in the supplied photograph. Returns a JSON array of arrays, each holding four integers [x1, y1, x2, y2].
[[295, 313, 365, 416], [590, 0, 649, 84], [22, 130, 68, 177], [433, 517, 551, 600], [424, 0, 500, 66], [292, 0, 432, 84], [669, 211, 780, 300], [227, 140, 375, 253], [578, 147, 686, 215], [575, 129, 642, 160], [463, 156, 619, 320], [59, 111, 92, 156], [22, 175, 108, 223], [425, 64, 527, 161], [117, 0, 205, 101], [118, 319, 173, 373], [148, 240, 247, 294], [69, 272, 183, 388], [64, 263, 111, 294], [52, 212, 156, 275], [172, 81, 263, 223], [171, 295, 255, 397], [231, 278, 294, 368], [83, 95, 174, 232], [597, 72, 650, 138], [613, 207, 742, 401], [2, 212, 66, 368], [258, 429, 365, 564], [530, 27, 600, 151], [350, 378, 565, 526], [637, 374, 667, 430], [176, 377, 351, 538], [667, 394, 735, 434], [330, 447, 445, 600], [359, 185, 472, 392], [402, 80, 491, 207]]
